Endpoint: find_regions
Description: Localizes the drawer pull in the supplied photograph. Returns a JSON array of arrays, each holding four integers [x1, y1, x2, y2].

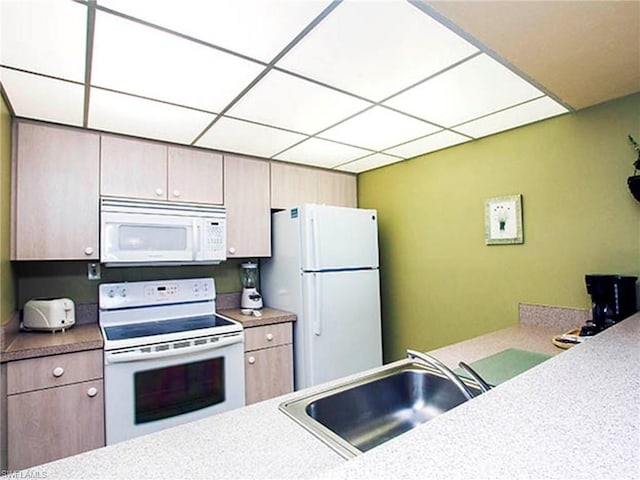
[[87, 387, 98, 398], [52, 367, 64, 378], [266, 333, 274, 341], [248, 356, 256, 365]]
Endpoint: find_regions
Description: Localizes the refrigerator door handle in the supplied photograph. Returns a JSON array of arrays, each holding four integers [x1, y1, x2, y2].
[[309, 211, 320, 271], [312, 273, 322, 336]]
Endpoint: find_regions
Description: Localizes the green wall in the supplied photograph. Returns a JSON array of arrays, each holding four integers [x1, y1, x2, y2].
[[359, 93, 640, 362], [13, 260, 245, 310], [0, 94, 14, 325]]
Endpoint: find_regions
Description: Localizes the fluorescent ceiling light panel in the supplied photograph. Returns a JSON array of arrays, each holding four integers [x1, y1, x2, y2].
[[228, 70, 371, 134], [273, 137, 371, 169], [0, 0, 87, 81], [319, 106, 440, 151], [97, 0, 331, 62], [384, 130, 470, 159], [89, 88, 214, 144], [455, 97, 569, 139], [0, 68, 84, 126], [385, 54, 544, 127], [196, 117, 307, 158], [277, 1, 478, 101], [92, 12, 263, 112], [336, 153, 405, 174]]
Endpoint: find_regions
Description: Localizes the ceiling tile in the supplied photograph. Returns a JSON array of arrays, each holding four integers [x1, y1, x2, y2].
[[277, 1, 478, 101], [384, 130, 470, 159], [336, 153, 405, 174], [318, 106, 440, 151], [455, 97, 569, 139], [228, 69, 371, 135], [196, 117, 307, 158], [97, 0, 331, 63], [384, 54, 544, 127], [0, 68, 84, 126], [92, 11, 263, 112], [273, 137, 371, 169], [88, 88, 214, 144], [0, 0, 87, 82]]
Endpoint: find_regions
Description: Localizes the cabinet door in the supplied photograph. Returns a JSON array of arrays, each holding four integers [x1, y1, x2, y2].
[[7, 379, 105, 471], [245, 344, 293, 405], [270, 161, 357, 209], [167, 146, 223, 204], [224, 154, 271, 257], [13, 122, 100, 260], [316, 170, 357, 208], [101, 134, 167, 200]]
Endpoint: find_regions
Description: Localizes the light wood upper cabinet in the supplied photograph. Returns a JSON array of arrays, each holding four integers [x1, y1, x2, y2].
[[100, 135, 167, 200], [270, 161, 357, 209], [12, 122, 100, 260], [101, 136, 223, 204], [167, 146, 223, 204], [224, 154, 271, 257]]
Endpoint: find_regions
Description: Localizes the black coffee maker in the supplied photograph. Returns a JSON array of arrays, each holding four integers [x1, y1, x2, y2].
[[580, 274, 638, 336]]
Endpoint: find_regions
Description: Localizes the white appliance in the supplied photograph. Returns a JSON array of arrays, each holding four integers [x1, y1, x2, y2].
[[240, 262, 263, 310], [99, 277, 244, 445], [22, 298, 76, 332], [100, 197, 226, 266], [261, 204, 382, 390]]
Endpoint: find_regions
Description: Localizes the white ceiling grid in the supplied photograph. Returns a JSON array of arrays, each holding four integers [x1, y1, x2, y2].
[[0, 0, 569, 173]]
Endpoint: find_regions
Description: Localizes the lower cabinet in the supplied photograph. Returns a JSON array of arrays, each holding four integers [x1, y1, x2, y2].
[[244, 323, 294, 405], [6, 350, 104, 471]]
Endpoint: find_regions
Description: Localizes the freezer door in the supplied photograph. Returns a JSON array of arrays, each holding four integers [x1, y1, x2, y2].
[[297, 269, 382, 390], [301, 205, 379, 271]]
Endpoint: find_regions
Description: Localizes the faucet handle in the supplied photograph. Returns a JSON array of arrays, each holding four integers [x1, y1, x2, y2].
[[458, 361, 492, 393]]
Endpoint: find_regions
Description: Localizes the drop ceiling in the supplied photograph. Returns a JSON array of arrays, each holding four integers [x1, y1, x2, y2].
[[1, 1, 637, 173]]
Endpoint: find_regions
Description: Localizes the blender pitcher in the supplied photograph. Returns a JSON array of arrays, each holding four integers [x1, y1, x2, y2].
[[240, 262, 263, 310]]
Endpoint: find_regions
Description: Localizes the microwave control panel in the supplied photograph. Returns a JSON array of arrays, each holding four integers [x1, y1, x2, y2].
[[203, 218, 226, 256]]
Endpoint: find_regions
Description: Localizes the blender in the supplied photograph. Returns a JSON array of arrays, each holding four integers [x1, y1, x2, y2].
[[240, 262, 263, 310]]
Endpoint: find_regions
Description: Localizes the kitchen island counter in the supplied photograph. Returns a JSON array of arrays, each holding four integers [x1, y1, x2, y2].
[[19, 315, 639, 479]]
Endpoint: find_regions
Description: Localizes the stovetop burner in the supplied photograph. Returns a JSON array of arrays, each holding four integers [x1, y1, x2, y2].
[[103, 314, 236, 341]]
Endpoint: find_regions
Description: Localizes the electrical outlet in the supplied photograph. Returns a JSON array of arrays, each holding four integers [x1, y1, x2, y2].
[[88, 262, 101, 280]]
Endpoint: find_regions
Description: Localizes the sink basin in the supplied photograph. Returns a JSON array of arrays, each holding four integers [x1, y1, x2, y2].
[[279, 361, 482, 458]]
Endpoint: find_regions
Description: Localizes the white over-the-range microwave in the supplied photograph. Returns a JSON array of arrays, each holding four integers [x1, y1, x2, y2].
[[100, 197, 226, 266]]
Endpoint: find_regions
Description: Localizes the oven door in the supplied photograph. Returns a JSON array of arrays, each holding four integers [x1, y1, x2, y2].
[[104, 334, 245, 445]]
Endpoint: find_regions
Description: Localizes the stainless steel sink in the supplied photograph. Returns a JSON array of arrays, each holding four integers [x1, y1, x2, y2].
[[279, 361, 482, 458]]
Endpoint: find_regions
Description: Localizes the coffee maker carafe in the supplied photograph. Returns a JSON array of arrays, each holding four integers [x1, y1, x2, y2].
[[580, 274, 638, 336]]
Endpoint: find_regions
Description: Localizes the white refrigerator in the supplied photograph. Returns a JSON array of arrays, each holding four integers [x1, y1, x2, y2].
[[261, 204, 382, 390]]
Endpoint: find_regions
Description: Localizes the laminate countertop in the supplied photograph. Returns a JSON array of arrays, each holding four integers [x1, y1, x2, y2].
[[1, 323, 103, 362], [218, 307, 296, 329], [18, 314, 640, 480]]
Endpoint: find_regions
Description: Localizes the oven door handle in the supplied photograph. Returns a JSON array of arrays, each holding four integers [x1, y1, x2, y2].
[[105, 335, 243, 364]]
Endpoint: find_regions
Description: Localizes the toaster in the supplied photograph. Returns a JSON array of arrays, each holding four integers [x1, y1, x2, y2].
[[23, 298, 76, 332]]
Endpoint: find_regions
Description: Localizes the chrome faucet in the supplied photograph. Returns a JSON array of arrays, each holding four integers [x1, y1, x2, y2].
[[407, 349, 475, 401], [458, 361, 492, 393]]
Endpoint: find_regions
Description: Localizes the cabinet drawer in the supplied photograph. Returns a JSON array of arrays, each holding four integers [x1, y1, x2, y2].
[[244, 323, 292, 351], [7, 349, 103, 395]]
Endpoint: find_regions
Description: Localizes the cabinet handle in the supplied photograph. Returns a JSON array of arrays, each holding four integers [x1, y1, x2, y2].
[[87, 387, 98, 398], [266, 333, 274, 341], [84, 247, 94, 256], [155, 188, 164, 196], [248, 356, 256, 365], [173, 190, 181, 198], [52, 367, 64, 377], [228, 247, 236, 255]]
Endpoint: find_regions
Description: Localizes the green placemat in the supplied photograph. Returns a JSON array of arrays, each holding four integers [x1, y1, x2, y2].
[[454, 348, 552, 386]]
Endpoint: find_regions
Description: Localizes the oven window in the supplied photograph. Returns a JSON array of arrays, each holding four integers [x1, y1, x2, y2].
[[134, 357, 225, 424], [119, 225, 188, 251]]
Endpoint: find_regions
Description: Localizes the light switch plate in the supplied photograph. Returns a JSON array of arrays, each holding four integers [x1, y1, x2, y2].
[[88, 262, 101, 280]]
